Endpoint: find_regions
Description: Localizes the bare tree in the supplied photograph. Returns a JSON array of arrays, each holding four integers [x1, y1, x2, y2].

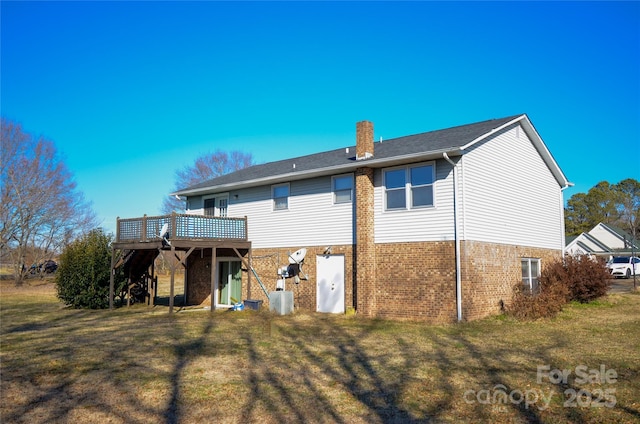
[[614, 178, 640, 242], [162, 149, 254, 214], [1, 118, 97, 284]]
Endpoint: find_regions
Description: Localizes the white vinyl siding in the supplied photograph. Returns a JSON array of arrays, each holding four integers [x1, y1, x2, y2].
[[197, 176, 354, 248], [460, 124, 564, 250], [375, 160, 455, 243], [588, 224, 631, 250]]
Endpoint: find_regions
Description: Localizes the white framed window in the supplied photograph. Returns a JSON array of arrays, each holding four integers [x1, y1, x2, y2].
[[521, 258, 541, 293], [333, 174, 353, 204], [410, 164, 434, 207], [385, 168, 406, 210], [218, 198, 228, 217], [272, 183, 289, 211], [384, 162, 435, 211]]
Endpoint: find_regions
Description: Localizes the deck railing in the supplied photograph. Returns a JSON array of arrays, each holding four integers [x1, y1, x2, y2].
[[116, 213, 248, 243]]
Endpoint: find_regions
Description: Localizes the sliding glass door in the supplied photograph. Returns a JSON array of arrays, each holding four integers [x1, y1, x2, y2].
[[218, 260, 242, 305]]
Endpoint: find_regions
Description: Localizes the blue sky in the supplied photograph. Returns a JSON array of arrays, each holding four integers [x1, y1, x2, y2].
[[2, 1, 639, 234]]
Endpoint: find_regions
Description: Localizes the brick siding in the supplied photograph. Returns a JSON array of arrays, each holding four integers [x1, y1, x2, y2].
[[459, 240, 562, 320], [184, 240, 561, 322], [248, 245, 354, 311]]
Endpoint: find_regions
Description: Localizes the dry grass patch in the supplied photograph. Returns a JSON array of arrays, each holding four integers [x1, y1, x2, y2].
[[1, 281, 639, 423]]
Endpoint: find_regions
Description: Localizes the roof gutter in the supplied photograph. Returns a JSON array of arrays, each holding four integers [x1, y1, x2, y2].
[[443, 152, 463, 322]]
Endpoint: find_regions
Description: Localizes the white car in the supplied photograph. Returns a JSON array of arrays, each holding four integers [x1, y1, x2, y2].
[[607, 256, 640, 279]]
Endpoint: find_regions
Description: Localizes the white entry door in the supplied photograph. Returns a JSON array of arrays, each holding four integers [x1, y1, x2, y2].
[[316, 255, 345, 313]]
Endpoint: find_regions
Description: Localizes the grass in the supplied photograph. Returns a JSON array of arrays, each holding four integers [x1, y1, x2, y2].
[[1, 279, 639, 423]]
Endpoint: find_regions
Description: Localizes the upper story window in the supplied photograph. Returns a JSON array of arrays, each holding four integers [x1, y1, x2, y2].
[[218, 198, 228, 217], [384, 163, 435, 211], [522, 258, 540, 294], [333, 174, 353, 204], [272, 183, 289, 211], [385, 169, 406, 209], [203, 194, 229, 217]]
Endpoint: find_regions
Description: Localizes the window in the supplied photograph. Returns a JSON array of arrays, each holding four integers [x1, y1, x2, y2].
[[218, 198, 228, 217], [384, 163, 435, 210], [333, 174, 353, 204], [410, 165, 434, 207], [203, 194, 229, 217], [272, 184, 289, 211], [385, 169, 406, 209], [522, 258, 540, 293]]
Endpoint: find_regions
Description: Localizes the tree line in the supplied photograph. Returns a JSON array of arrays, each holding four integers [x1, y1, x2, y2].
[[564, 179, 639, 240]]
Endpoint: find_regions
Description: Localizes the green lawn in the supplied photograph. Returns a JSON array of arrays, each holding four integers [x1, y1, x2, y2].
[[1, 281, 639, 423]]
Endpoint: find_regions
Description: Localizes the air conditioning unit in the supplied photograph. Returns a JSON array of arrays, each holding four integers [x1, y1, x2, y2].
[[269, 291, 294, 315]]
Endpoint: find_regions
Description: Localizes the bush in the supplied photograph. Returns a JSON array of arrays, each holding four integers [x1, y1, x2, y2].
[[507, 273, 569, 320], [55, 229, 124, 309], [549, 254, 611, 303], [507, 254, 611, 320]]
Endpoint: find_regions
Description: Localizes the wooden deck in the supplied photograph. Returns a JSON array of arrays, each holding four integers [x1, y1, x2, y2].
[[109, 213, 252, 312], [113, 213, 249, 249]]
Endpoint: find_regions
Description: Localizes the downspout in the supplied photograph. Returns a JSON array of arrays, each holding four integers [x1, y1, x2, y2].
[[559, 183, 573, 255], [443, 152, 462, 322]]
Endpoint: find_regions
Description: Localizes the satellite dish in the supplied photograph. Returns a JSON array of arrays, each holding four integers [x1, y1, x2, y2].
[[288, 248, 306, 264], [159, 223, 169, 239]]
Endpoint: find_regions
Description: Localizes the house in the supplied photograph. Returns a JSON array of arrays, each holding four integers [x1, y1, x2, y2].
[[565, 222, 638, 258], [158, 113, 571, 322]]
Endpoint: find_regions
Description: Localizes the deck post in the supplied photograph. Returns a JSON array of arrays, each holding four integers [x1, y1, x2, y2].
[[248, 248, 253, 299], [109, 248, 116, 310], [148, 258, 155, 306], [210, 247, 217, 312], [171, 212, 177, 240], [126, 267, 132, 307], [141, 214, 147, 242], [169, 244, 176, 314]]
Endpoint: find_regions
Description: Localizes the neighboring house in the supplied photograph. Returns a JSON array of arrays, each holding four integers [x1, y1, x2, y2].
[[164, 113, 571, 322], [565, 222, 638, 257]]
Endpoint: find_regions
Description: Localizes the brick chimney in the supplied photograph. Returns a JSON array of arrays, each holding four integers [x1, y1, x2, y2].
[[354, 119, 376, 317], [356, 120, 374, 160]]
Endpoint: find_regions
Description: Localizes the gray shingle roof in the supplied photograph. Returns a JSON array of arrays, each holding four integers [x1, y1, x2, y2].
[[175, 114, 523, 195]]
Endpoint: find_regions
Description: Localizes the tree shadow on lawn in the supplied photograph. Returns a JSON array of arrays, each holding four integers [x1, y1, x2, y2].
[[164, 317, 216, 424], [236, 315, 639, 423], [1, 309, 166, 423], [238, 317, 422, 423], [3, 302, 639, 423]]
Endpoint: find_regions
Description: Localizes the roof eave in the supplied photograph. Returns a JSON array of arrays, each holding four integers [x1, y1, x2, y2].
[[173, 148, 464, 197]]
